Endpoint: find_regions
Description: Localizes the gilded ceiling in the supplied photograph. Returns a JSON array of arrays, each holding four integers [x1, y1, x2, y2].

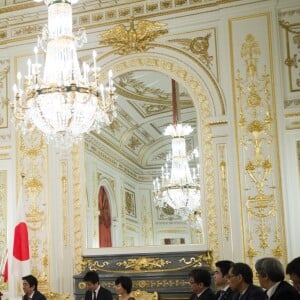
[[86, 70, 197, 176]]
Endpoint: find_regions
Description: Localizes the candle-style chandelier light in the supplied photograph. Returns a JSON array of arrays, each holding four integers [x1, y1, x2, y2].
[[12, 0, 117, 148], [153, 79, 201, 225]]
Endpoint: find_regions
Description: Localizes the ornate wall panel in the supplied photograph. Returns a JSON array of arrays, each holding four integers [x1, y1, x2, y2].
[[0, 59, 9, 129], [17, 131, 50, 292], [0, 171, 7, 292], [279, 8, 300, 130], [229, 13, 286, 265], [216, 144, 231, 248], [279, 12, 300, 93]]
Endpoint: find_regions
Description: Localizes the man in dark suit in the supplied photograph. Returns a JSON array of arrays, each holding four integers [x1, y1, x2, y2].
[[287, 257, 300, 293], [228, 262, 265, 300], [214, 260, 236, 300], [83, 270, 113, 300], [22, 274, 46, 300], [255, 257, 300, 300], [189, 268, 216, 300]]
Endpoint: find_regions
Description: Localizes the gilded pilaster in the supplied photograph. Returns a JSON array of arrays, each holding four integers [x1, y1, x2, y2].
[[72, 146, 83, 274], [229, 13, 286, 265], [0, 59, 9, 129], [17, 131, 49, 291], [0, 171, 8, 292], [216, 144, 231, 242]]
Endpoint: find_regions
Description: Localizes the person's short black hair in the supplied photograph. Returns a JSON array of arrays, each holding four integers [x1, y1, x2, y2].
[[189, 268, 211, 287], [287, 257, 300, 277], [22, 275, 38, 291], [230, 263, 253, 285], [215, 260, 234, 276], [255, 257, 284, 282], [115, 276, 133, 293], [83, 271, 99, 284]]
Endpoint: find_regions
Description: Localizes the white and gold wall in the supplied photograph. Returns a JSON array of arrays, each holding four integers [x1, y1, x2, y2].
[[0, 0, 299, 298]]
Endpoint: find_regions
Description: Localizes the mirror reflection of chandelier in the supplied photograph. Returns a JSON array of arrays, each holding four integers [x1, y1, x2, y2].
[[12, 0, 117, 148], [153, 79, 201, 225]]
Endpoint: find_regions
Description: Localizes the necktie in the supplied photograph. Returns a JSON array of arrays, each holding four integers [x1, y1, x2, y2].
[[93, 291, 97, 300], [218, 290, 225, 300], [264, 292, 269, 300]]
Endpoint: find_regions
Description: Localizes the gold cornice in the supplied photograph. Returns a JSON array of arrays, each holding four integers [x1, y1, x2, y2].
[[1, 0, 239, 47], [0, 2, 41, 14], [0, 0, 240, 15]]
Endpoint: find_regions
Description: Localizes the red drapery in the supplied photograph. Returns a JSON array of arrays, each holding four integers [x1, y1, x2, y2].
[[98, 186, 112, 247]]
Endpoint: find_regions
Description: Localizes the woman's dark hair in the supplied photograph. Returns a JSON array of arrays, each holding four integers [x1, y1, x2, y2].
[[115, 276, 133, 293]]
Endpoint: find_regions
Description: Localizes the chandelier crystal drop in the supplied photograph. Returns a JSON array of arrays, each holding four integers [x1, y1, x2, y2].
[[12, 0, 117, 148], [152, 80, 201, 226]]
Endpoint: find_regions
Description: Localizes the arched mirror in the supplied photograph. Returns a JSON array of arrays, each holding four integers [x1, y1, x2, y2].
[[84, 69, 203, 248]]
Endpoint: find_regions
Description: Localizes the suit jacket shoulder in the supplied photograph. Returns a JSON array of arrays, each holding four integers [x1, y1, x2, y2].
[[244, 284, 265, 300], [201, 288, 217, 300], [216, 288, 236, 300], [98, 286, 113, 300], [270, 281, 300, 300], [33, 291, 47, 300]]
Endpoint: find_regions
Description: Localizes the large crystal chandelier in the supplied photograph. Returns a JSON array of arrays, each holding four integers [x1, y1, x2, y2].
[[153, 79, 201, 223], [12, 0, 117, 148]]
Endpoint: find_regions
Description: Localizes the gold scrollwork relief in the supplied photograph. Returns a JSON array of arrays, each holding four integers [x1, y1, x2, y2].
[[0, 59, 9, 128], [169, 33, 213, 67], [117, 257, 171, 271], [82, 259, 110, 271], [234, 32, 285, 261], [18, 130, 49, 291], [0, 171, 8, 292], [179, 252, 212, 268], [72, 145, 83, 273], [217, 145, 231, 241], [82, 252, 212, 274], [280, 20, 300, 92]]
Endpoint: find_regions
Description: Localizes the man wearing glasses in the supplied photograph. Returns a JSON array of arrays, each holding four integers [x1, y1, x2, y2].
[[189, 268, 216, 300], [228, 263, 264, 300]]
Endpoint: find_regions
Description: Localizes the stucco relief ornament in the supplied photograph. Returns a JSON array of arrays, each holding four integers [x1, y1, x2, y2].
[[100, 17, 168, 55], [169, 33, 213, 67]]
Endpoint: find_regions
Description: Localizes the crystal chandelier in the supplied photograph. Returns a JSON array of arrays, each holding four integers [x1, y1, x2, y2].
[[153, 79, 201, 223], [12, 0, 117, 148]]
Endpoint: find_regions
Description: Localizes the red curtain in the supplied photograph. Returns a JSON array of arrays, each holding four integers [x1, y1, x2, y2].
[[98, 186, 112, 247]]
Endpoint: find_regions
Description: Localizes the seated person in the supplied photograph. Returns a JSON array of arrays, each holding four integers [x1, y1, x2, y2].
[[214, 260, 236, 300], [255, 257, 300, 300], [228, 263, 265, 300], [189, 268, 216, 300], [83, 270, 113, 300], [115, 276, 135, 300], [287, 257, 300, 293], [22, 274, 46, 300]]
